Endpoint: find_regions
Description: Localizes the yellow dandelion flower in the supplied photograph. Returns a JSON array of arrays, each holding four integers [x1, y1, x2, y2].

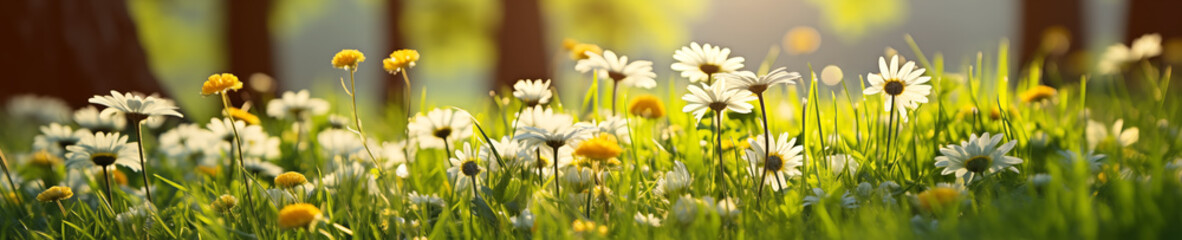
[[628, 95, 666, 119], [383, 49, 420, 74], [574, 134, 623, 161], [211, 194, 238, 212], [112, 170, 129, 186], [917, 187, 958, 214], [227, 107, 261, 125], [5, 192, 19, 205], [569, 43, 603, 60], [30, 150, 61, 168], [331, 49, 366, 70], [278, 203, 323, 229], [989, 106, 1019, 121], [202, 73, 243, 96], [562, 38, 580, 51], [956, 105, 979, 119], [274, 171, 308, 189], [36, 186, 73, 202], [1020, 85, 1058, 103], [197, 165, 220, 176]]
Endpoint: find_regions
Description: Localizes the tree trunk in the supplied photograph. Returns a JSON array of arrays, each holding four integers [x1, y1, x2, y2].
[[492, 0, 550, 92], [227, 0, 276, 105], [0, 0, 168, 107]]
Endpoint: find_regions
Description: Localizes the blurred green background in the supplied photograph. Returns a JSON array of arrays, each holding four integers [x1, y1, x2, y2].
[[4, 0, 1177, 120]]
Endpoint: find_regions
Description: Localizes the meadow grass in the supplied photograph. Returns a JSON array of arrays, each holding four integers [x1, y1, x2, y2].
[[0, 37, 1180, 240]]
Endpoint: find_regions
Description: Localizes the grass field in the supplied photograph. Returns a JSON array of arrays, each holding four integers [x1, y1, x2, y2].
[[1, 35, 1180, 239]]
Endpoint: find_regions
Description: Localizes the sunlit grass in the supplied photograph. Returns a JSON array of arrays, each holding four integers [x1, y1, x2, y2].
[[0, 34, 1179, 239]]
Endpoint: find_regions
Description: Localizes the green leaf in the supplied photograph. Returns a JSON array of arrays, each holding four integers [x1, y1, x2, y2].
[[153, 174, 187, 192]]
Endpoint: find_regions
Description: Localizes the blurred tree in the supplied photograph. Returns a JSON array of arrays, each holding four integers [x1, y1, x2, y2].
[[1019, 0, 1084, 74], [0, 0, 168, 108], [383, 0, 409, 105], [228, 0, 277, 106], [1124, 0, 1182, 43], [492, 0, 550, 90]]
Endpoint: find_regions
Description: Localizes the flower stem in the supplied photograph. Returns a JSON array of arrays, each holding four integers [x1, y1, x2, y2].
[[219, 94, 258, 228], [102, 167, 115, 210], [444, 140, 453, 167], [401, 70, 413, 124], [132, 119, 153, 205], [885, 96, 897, 165], [755, 93, 770, 207], [553, 145, 561, 196], [611, 80, 619, 115], [347, 70, 386, 175], [715, 111, 726, 198], [0, 146, 20, 201]]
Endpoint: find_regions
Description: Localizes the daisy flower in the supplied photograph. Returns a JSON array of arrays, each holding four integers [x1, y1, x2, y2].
[[73, 106, 126, 133], [1129, 33, 1162, 60], [318, 129, 365, 159], [720, 67, 801, 94], [33, 123, 91, 157], [828, 154, 859, 176], [510, 208, 535, 230], [238, 126, 281, 160], [408, 108, 474, 150], [744, 133, 804, 193], [934, 133, 1024, 182], [654, 161, 692, 198], [479, 136, 531, 171], [681, 81, 757, 122], [582, 115, 631, 145], [157, 123, 220, 164], [6, 94, 71, 124], [671, 42, 745, 83], [243, 159, 284, 179], [512, 79, 553, 107], [1086, 119, 1139, 148], [802, 188, 858, 209], [447, 143, 484, 193], [266, 90, 329, 120], [634, 212, 662, 227], [65, 132, 141, 172], [862, 55, 932, 122], [576, 50, 658, 89], [380, 140, 417, 173], [88, 91, 183, 120]]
